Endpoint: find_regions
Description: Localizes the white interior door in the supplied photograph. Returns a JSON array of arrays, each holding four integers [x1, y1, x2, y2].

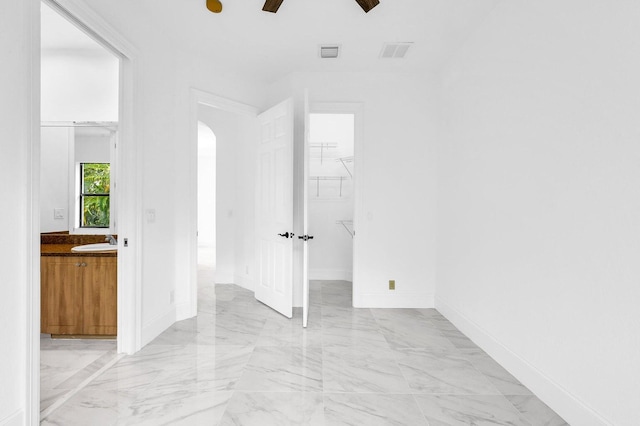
[[255, 98, 294, 318], [301, 91, 310, 328]]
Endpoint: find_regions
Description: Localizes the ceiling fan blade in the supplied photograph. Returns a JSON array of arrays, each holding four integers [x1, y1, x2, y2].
[[355, 0, 380, 13], [262, 0, 285, 13]]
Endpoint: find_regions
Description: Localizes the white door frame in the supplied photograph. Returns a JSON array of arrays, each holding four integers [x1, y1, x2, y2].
[[31, 0, 141, 422], [26, 2, 40, 424], [308, 102, 364, 305], [186, 89, 258, 319]]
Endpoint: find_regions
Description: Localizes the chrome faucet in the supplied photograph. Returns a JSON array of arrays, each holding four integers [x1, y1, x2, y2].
[[105, 234, 117, 245]]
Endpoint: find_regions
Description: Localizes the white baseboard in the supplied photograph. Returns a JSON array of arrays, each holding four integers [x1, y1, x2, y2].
[[309, 269, 352, 281], [354, 292, 434, 308], [233, 274, 254, 292], [214, 272, 235, 284], [141, 307, 176, 347], [0, 410, 23, 426], [435, 297, 612, 426]]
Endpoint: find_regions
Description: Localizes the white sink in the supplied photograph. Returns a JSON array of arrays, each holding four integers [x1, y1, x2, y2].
[[71, 243, 117, 252]]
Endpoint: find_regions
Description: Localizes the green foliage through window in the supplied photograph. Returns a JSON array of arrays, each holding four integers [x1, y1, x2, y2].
[[81, 163, 110, 228]]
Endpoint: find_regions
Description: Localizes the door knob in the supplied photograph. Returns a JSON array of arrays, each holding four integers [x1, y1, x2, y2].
[[298, 235, 314, 241], [278, 232, 294, 238]]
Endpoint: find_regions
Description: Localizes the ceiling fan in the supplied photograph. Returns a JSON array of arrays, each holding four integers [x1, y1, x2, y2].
[[206, 0, 223, 13], [262, 0, 380, 13], [206, 0, 379, 15]]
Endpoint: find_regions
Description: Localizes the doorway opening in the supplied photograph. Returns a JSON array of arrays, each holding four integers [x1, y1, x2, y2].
[[307, 112, 356, 303], [197, 121, 217, 284], [188, 95, 260, 319], [38, 1, 135, 420]]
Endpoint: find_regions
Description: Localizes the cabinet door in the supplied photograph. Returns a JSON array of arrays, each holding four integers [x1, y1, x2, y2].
[[82, 257, 117, 335], [41, 257, 84, 335]]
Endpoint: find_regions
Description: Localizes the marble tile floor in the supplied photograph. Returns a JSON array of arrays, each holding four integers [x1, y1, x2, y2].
[[40, 335, 118, 417], [41, 281, 568, 425]]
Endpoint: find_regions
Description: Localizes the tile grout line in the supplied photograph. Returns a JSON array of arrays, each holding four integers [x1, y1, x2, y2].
[[40, 353, 125, 421]]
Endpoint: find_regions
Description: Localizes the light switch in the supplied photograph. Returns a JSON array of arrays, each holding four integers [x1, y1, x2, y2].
[[54, 208, 65, 220], [145, 209, 156, 223]]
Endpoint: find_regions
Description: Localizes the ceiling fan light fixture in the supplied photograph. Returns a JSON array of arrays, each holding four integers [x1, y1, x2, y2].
[[319, 45, 340, 59], [355, 0, 380, 13], [206, 0, 223, 13]]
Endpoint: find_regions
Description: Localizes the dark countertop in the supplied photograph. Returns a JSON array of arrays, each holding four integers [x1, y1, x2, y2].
[[41, 243, 117, 257], [41, 233, 118, 257]]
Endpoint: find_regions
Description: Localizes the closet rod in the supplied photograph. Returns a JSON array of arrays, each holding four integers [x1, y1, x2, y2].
[[310, 142, 337, 164]]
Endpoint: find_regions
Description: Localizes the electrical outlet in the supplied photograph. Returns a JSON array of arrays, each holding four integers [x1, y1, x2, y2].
[[170, 290, 175, 304], [145, 209, 156, 224], [389, 280, 395, 290]]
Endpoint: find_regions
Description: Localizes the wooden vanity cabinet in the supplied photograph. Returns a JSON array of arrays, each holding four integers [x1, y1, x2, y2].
[[82, 257, 117, 335], [41, 256, 117, 336], [41, 257, 84, 335]]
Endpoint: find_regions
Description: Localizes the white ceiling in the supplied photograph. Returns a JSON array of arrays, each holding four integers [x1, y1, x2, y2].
[[42, 0, 502, 83]]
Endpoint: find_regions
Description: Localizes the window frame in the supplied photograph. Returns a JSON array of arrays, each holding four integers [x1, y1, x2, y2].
[[78, 162, 111, 229]]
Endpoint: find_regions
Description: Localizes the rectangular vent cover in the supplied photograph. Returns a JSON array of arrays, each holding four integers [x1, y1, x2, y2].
[[380, 42, 413, 59], [320, 45, 340, 59]]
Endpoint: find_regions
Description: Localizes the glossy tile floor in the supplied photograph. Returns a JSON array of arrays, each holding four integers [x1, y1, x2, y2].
[[41, 281, 568, 425], [40, 336, 117, 414]]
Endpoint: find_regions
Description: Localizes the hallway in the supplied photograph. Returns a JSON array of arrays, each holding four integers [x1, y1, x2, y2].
[[41, 281, 566, 425]]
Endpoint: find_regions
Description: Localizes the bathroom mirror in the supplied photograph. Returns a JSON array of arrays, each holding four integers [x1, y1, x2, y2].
[[41, 123, 117, 234]]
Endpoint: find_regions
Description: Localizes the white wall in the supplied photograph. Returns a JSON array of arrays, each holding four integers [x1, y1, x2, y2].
[[138, 51, 183, 341], [0, 0, 36, 424], [437, 1, 640, 425], [41, 49, 118, 122], [267, 72, 439, 308], [232, 114, 260, 291], [308, 199, 353, 281], [40, 127, 70, 232]]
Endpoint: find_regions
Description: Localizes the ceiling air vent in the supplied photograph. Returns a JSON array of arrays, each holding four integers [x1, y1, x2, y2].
[[319, 45, 340, 59], [380, 42, 413, 59]]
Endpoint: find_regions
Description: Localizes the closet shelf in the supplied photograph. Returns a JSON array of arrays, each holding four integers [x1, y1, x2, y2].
[[310, 142, 338, 164], [309, 176, 350, 197]]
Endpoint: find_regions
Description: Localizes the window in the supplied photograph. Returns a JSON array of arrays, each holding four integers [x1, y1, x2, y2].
[[80, 163, 110, 228]]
